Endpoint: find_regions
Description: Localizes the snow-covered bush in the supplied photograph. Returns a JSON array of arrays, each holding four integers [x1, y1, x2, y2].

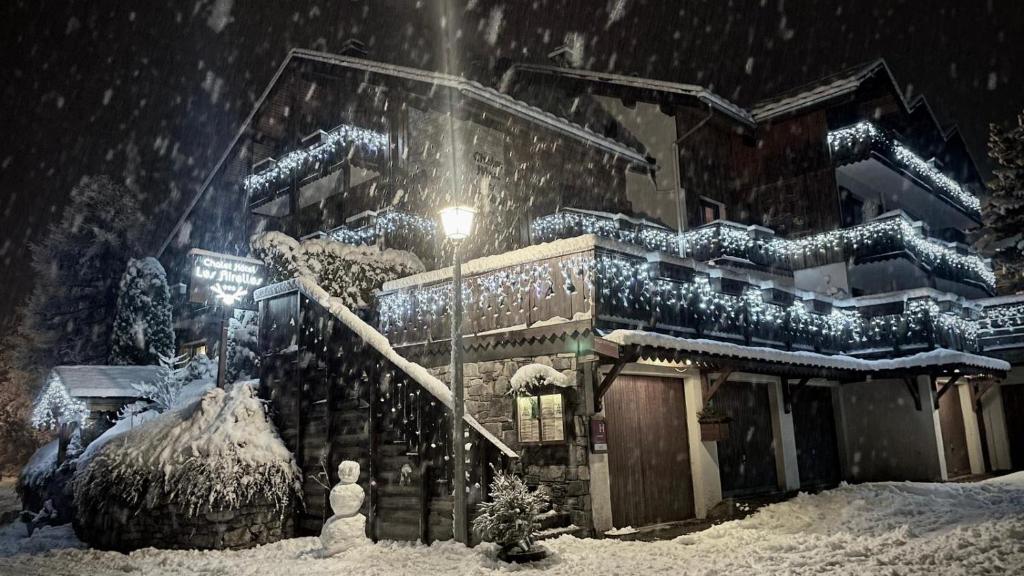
[[109, 257, 175, 366], [473, 470, 548, 555], [73, 382, 300, 520], [130, 353, 188, 413], [250, 232, 424, 308]]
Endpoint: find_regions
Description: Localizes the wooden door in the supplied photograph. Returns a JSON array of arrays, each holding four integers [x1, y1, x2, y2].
[[714, 380, 779, 497], [792, 386, 841, 488], [605, 376, 694, 527], [1001, 384, 1024, 471], [938, 383, 972, 478]]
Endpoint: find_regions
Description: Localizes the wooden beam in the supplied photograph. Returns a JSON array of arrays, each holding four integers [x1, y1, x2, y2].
[[969, 378, 996, 412], [703, 368, 734, 406], [933, 374, 961, 410], [594, 350, 637, 412], [903, 376, 922, 411]]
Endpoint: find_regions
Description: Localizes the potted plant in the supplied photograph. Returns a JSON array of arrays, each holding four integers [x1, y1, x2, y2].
[[472, 470, 549, 563], [697, 406, 732, 442]]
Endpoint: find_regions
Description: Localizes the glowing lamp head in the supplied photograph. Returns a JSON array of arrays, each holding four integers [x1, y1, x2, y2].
[[439, 205, 476, 241]]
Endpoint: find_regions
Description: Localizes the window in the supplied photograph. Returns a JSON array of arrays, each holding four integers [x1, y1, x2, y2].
[[699, 197, 724, 225], [516, 393, 565, 444]]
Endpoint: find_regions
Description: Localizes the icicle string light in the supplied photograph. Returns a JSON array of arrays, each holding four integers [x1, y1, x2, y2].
[[531, 211, 995, 290], [328, 210, 437, 246], [243, 124, 388, 197], [827, 121, 981, 214], [377, 250, 982, 353]]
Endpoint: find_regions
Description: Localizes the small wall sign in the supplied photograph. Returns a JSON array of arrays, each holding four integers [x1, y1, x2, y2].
[[188, 249, 265, 310], [590, 418, 608, 453]]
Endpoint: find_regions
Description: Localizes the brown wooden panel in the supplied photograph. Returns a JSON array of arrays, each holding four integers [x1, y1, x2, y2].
[[714, 380, 778, 497], [938, 383, 971, 478], [792, 386, 841, 487], [1002, 385, 1024, 471], [605, 375, 694, 528]]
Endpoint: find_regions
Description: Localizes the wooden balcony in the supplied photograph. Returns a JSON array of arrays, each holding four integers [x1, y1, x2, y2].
[[376, 236, 982, 356]]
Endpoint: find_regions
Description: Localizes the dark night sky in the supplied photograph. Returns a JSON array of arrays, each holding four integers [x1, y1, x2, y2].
[[1, 0, 1022, 329]]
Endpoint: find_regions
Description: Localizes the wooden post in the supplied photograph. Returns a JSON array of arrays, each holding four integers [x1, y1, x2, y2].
[[216, 305, 230, 389]]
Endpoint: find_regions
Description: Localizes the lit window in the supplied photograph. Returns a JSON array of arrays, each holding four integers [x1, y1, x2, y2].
[[516, 393, 565, 444]]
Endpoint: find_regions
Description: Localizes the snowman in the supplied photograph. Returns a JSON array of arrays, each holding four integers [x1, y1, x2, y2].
[[320, 460, 369, 555]]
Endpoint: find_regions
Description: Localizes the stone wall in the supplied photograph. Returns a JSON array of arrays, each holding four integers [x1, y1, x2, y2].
[[74, 499, 294, 552], [431, 353, 594, 535]]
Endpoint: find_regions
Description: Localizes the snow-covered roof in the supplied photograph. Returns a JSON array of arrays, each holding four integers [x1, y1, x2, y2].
[[52, 365, 162, 399], [255, 277, 519, 459], [507, 62, 756, 127], [750, 59, 893, 122], [603, 330, 1011, 374], [158, 49, 650, 258]]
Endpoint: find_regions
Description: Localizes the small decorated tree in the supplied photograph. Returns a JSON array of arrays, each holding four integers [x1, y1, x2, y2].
[[109, 257, 175, 366], [472, 470, 548, 562], [30, 373, 89, 463]]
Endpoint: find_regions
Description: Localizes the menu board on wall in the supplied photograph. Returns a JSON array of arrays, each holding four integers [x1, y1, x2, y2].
[[539, 394, 564, 442], [516, 393, 564, 444]]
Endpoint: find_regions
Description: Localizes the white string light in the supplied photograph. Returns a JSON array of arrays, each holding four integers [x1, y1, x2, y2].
[[243, 124, 389, 197], [31, 373, 89, 430], [377, 251, 980, 353], [531, 211, 995, 289], [827, 121, 981, 214]]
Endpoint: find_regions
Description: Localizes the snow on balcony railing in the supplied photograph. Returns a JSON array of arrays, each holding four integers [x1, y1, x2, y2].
[[976, 296, 1024, 351], [827, 121, 982, 215], [530, 209, 995, 291], [319, 209, 437, 246], [244, 123, 388, 199], [376, 236, 983, 355]]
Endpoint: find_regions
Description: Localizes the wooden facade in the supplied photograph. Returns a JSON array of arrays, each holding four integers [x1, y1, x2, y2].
[[257, 286, 506, 541]]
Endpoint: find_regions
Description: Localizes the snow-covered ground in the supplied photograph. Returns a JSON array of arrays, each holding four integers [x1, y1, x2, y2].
[[1, 473, 1022, 575]]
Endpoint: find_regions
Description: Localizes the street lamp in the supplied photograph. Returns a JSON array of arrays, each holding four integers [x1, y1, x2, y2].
[[439, 204, 475, 544]]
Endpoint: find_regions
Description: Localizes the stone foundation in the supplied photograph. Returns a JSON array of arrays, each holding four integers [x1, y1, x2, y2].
[[74, 500, 295, 552], [432, 353, 593, 534]]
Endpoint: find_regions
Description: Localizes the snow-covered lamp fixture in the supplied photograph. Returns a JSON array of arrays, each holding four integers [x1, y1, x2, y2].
[[439, 205, 476, 241]]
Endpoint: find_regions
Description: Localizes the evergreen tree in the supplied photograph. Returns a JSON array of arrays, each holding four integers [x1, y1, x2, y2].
[[22, 176, 143, 370], [472, 470, 547, 555], [109, 257, 175, 365], [225, 310, 259, 384], [982, 111, 1024, 293]]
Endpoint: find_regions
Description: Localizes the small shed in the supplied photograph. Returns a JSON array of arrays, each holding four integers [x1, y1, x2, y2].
[[51, 365, 162, 437]]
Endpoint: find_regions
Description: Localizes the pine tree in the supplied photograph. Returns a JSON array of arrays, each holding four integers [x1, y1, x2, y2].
[[225, 310, 259, 384], [472, 470, 547, 555], [109, 257, 175, 365], [131, 353, 188, 413], [22, 176, 144, 370], [982, 111, 1024, 293]]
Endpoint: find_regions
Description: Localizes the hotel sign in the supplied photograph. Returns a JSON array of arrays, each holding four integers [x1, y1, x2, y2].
[[187, 249, 265, 309]]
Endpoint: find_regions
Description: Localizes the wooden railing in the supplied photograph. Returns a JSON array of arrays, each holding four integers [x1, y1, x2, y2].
[[377, 240, 982, 355], [529, 209, 994, 292]]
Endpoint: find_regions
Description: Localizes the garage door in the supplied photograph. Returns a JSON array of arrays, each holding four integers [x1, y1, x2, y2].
[[715, 380, 778, 497], [1001, 384, 1024, 471], [605, 375, 694, 527], [792, 386, 841, 488]]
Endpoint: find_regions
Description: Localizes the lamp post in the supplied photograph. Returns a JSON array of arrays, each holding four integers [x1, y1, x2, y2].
[[439, 205, 476, 545]]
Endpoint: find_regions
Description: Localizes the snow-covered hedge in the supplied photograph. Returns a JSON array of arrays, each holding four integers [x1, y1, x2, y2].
[[73, 382, 300, 521], [251, 232, 423, 308]]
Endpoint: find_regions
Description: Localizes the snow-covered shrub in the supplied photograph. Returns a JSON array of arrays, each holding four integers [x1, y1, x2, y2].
[[109, 257, 175, 366], [226, 310, 259, 384], [473, 470, 548, 555], [509, 363, 572, 395], [73, 382, 300, 520], [130, 354, 187, 413], [30, 373, 88, 431], [250, 232, 424, 308]]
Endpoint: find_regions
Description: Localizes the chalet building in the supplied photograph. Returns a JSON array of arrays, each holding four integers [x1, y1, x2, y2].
[[157, 48, 1021, 541]]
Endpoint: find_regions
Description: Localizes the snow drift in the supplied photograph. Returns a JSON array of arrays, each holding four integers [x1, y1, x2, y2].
[[73, 382, 300, 520]]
